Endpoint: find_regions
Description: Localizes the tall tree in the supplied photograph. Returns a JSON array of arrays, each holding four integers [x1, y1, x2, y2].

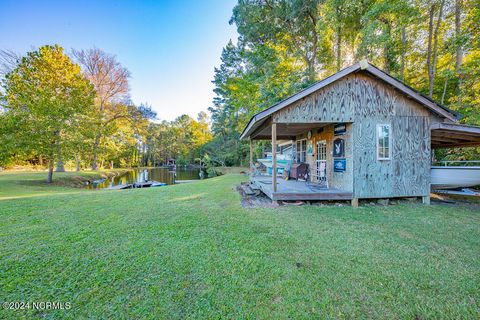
[[455, 0, 463, 107], [208, 0, 480, 165], [427, 0, 446, 98], [0, 45, 94, 182], [72, 48, 130, 170]]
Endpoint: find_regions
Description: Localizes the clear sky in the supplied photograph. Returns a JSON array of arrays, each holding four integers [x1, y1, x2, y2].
[[0, 0, 238, 121]]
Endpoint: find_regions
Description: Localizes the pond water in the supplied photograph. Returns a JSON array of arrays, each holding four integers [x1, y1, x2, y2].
[[87, 167, 201, 189]]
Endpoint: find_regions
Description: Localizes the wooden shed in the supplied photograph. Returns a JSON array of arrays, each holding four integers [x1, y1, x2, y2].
[[240, 61, 480, 206]]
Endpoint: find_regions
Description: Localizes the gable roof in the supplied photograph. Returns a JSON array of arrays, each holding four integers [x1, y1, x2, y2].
[[240, 61, 459, 140]]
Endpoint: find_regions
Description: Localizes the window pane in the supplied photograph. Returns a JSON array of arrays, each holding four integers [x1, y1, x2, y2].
[[383, 125, 389, 139], [377, 125, 391, 159], [378, 126, 384, 140]]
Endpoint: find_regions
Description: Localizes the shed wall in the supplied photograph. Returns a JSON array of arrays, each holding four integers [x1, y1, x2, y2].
[[351, 74, 431, 198], [268, 72, 436, 199]]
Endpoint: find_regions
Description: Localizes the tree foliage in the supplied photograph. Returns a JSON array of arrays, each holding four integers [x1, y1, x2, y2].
[[0, 44, 213, 174], [209, 0, 480, 164], [0, 45, 95, 182]]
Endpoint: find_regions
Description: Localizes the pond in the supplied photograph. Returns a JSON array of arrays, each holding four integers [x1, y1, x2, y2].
[[87, 167, 201, 189]]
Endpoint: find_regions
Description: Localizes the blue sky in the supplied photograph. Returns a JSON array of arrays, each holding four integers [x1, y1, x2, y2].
[[0, 0, 238, 121]]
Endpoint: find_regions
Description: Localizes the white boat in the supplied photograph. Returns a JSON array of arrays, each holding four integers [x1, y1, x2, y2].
[[431, 162, 480, 189], [257, 154, 293, 175], [257, 155, 292, 169]]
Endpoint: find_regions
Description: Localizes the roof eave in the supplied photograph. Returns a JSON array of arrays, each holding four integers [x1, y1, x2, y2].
[[240, 61, 459, 140], [240, 62, 362, 140]]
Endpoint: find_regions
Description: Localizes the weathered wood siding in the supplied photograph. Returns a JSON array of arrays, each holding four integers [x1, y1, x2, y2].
[[274, 72, 435, 199], [274, 75, 356, 123], [351, 74, 431, 198]]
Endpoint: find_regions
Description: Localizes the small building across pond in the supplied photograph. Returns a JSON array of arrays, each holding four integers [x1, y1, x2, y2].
[[240, 61, 480, 206]]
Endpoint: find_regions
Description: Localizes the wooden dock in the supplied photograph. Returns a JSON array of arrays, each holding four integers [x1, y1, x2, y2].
[[108, 181, 167, 190], [175, 180, 199, 184], [251, 176, 353, 201]]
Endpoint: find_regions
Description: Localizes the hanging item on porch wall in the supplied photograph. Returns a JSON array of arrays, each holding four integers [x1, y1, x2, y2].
[[307, 130, 312, 139], [334, 123, 346, 136], [334, 158, 346, 172], [333, 138, 345, 157], [307, 140, 313, 155]]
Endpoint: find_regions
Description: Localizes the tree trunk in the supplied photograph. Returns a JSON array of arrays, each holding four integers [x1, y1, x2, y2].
[[383, 22, 392, 73], [142, 143, 147, 166], [307, 13, 318, 83], [109, 160, 114, 169], [429, 0, 445, 98], [92, 134, 100, 170], [47, 160, 54, 183], [455, 0, 463, 107], [400, 27, 406, 81], [56, 157, 65, 172], [336, 24, 342, 72], [55, 138, 65, 172], [441, 73, 449, 104], [427, 5, 434, 98], [75, 153, 80, 172]]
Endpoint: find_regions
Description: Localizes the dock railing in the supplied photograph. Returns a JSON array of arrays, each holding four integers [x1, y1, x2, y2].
[[434, 160, 480, 167]]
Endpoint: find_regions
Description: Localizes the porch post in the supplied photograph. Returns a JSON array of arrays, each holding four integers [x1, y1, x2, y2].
[[249, 138, 254, 175], [272, 122, 277, 193], [422, 195, 431, 205]]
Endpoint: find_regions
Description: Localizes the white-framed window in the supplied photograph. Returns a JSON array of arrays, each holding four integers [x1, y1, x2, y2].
[[296, 139, 307, 163], [377, 124, 391, 160]]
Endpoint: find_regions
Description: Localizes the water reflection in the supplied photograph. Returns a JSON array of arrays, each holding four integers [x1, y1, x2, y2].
[[87, 167, 200, 189]]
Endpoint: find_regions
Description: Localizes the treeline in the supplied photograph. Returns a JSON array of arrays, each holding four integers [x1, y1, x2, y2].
[[0, 45, 212, 182], [209, 0, 480, 164], [142, 113, 211, 167]]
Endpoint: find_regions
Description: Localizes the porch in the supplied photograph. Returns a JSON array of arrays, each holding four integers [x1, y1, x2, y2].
[[242, 116, 354, 203], [250, 175, 353, 201]]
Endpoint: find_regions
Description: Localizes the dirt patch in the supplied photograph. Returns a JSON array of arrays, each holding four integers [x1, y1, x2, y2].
[[237, 183, 480, 209], [431, 193, 480, 210], [236, 182, 275, 208]]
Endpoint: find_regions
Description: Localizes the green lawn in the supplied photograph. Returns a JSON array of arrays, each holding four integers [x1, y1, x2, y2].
[[0, 172, 479, 319]]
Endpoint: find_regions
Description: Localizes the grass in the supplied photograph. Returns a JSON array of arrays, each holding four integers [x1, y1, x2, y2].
[[0, 172, 479, 319]]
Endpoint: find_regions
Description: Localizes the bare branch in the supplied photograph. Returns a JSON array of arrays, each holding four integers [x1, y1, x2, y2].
[[0, 49, 22, 78], [72, 48, 130, 108]]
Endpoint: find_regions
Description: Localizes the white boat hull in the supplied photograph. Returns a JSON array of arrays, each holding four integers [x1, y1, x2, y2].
[[431, 166, 480, 189], [257, 159, 290, 169]]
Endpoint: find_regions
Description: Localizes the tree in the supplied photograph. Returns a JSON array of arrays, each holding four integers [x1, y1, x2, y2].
[[207, 0, 480, 165], [0, 49, 21, 79], [0, 45, 95, 182], [72, 48, 130, 170], [426, 0, 446, 98], [357, 0, 417, 75]]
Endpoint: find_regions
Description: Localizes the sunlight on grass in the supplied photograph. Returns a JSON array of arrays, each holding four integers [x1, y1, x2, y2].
[[169, 194, 206, 202], [0, 173, 478, 319], [0, 191, 86, 201]]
